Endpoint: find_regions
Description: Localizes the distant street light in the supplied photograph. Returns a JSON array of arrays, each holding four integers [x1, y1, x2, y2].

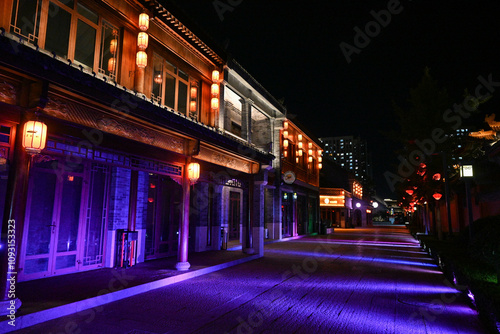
[[460, 164, 474, 240]]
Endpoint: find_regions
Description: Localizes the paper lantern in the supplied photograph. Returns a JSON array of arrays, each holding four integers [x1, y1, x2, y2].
[[190, 101, 197, 112], [22, 120, 47, 154], [283, 139, 289, 149], [211, 98, 219, 110], [212, 70, 219, 82], [190, 86, 198, 99], [139, 13, 149, 31], [137, 32, 148, 50], [187, 162, 200, 184], [433, 192, 442, 201], [283, 130, 288, 139], [211, 83, 219, 97], [154, 74, 162, 84], [136, 51, 147, 68], [110, 39, 117, 54], [107, 57, 116, 72]]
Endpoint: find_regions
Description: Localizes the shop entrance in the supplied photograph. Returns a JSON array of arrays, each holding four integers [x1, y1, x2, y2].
[[20, 160, 109, 281], [228, 191, 241, 240], [144, 174, 182, 259]]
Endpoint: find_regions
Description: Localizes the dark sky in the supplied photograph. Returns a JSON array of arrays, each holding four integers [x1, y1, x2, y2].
[[169, 0, 500, 197]]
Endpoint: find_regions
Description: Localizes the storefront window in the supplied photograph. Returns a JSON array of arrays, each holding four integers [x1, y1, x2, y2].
[[151, 54, 191, 115], [224, 87, 243, 138], [10, 0, 119, 76]]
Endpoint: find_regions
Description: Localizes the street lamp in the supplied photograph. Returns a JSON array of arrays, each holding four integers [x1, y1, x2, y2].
[[460, 164, 474, 239]]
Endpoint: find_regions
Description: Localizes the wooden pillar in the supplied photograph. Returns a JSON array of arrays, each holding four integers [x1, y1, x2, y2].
[[176, 158, 191, 271], [0, 114, 30, 314]]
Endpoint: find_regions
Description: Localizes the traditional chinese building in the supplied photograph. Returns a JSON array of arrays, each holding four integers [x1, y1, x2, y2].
[[276, 119, 322, 238], [0, 0, 277, 311]]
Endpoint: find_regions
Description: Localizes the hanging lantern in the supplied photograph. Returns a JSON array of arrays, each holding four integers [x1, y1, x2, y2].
[[432, 173, 441, 181], [110, 39, 117, 54], [190, 86, 198, 99], [298, 134, 303, 141], [283, 150, 288, 158], [308, 142, 312, 149], [137, 32, 149, 50], [211, 97, 219, 110], [283, 139, 289, 149], [107, 57, 116, 72], [139, 13, 149, 31], [154, 73, 162, 84], [283, 120, 288, 129], [318, 163, 322, 169], [211, 83, 219, 97], [190, 101, 197, 112], [187, 162, 200, 184], [148, 197, 154, 203], [405, 189, 414, 196], [318, 157, 322, 163], [296, 157, 299, 163], [212, 70, 219, 82], [283, 130, 288, 139], [433, 192, 442, 201], [298, 149, 303, 157], [22, 120, 47, 155], [308, 149, 313, 155], [136, 51, 147, 68], [308, 156, 313, 163], [298, 141, 303, 149]]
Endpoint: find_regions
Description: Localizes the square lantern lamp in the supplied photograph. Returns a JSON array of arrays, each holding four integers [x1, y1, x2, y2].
[[460, 164, 473, 178], [22, 120, 47, 155]]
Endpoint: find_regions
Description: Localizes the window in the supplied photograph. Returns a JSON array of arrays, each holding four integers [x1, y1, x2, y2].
[[251, 106, 270, 151], [152, 54, 194, 116], [10, 0, 119, 77], [223, 87, 243, 137], [0, 126, 11, 144]]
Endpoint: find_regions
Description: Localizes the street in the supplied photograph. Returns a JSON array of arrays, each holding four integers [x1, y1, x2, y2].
[[10, 227, 487, 334]]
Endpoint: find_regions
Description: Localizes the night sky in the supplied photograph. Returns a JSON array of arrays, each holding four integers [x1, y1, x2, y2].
[[169, 0, 500, 197]]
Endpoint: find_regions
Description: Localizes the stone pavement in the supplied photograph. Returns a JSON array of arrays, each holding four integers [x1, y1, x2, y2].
[[4, 227, 489, 333]]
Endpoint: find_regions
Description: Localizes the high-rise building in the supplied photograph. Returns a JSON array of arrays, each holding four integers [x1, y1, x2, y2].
[[319, 136, 372, 184]]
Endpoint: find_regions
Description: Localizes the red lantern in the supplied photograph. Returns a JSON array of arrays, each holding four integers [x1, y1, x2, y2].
[[433, 192, 442, 201], [433, 173, 441, 181], [405, 189, 414, 196]]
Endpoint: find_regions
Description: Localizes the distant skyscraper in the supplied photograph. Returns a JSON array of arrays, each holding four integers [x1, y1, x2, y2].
[[319, 136, 372, 184]]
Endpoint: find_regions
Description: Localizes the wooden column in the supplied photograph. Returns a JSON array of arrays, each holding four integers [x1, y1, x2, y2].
[[0, 114, 30, 314], [176, 158, 191, 271]]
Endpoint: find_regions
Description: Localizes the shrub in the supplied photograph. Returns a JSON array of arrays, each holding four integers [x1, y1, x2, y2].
[[468, 215, 500, 267]]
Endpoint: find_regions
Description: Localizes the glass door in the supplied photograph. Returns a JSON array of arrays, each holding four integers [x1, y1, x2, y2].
[[144, 174, 182, 259], [21, 160, 85, 280], [228, 191, 240, 240]]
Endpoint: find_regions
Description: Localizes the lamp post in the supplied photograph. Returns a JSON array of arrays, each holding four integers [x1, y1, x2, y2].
[[433, 192, 443, 240], [460, 164, 474, 240]]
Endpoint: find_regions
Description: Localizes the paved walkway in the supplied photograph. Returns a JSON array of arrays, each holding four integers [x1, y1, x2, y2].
[[6, 227, 488, 333]]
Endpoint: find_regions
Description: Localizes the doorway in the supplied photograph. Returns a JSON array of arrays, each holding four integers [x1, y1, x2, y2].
[[144, 174, 182, 259], [228, 191, 241, 240], [20, 160, 109, 280]]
